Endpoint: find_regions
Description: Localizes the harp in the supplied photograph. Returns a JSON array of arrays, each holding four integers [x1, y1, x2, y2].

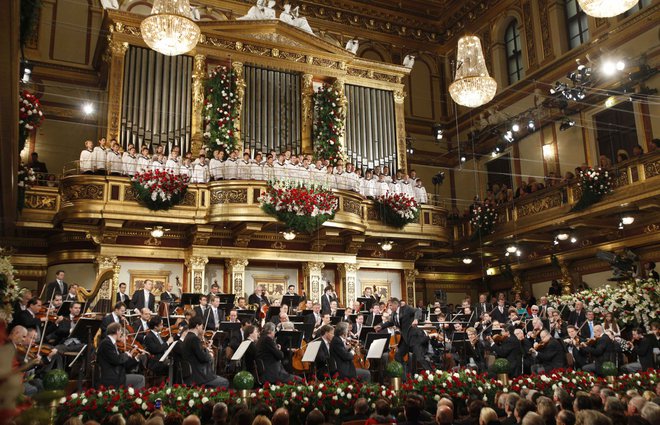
[[80, 268, 116, 317]]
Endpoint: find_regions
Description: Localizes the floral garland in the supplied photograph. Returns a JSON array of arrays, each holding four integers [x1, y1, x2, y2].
[[547, 278, 659, 329], [571, 166, 612, 212], [18, 90, 44, 152], [0, 251, 22, 323], [374, 193, 419, 228], [469, 201, 498, 239], [313, 84, 345, 166], [54, 370, 659, 424], [203, 66, 239, 158], [258, 180, 338, 234], [17, 163, 36, 212], [131, 170, 190, 211]]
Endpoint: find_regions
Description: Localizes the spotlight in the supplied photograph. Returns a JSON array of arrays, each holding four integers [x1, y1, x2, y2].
[[556, 231, 570, 241], [432, 124, 444, 141], [282, 231, 296, 241], [83, 103, 95, 115], [618, 221, 624, 230], [553, 238, 559, 246], [516, 250, 522, 257], [462, 257, 473, 265], [460, 155, 467, 163], [511, 122, 520, 133], [491, 151, 497, 158], [527, 119, 536, 131], [432, 172, 445, 185], [503, 131, 515, 143], [506, 244, 518, 254], [559, 118, 575, 131], [147, 226, 168, 238], [570, 236, 578, 244], [379, 241, 393, 251], [621, 214, 634, 225], [601, 60, 618, 77]]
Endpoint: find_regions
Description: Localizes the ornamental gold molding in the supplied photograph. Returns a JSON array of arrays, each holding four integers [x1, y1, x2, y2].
[[105, 39, 129, 142], [61, 184, 104, 202], [231, 61, 246, 150], [24, 193, 57, 210], [191, 54, 207, 154], [301, 74, 314, 154]]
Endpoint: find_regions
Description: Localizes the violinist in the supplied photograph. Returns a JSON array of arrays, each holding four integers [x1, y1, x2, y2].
[[132, 308, 152, 344], [466, 327, 487, 372], [526, 318, 545, 343], [14, 297, 47, 337], [160, 281, 179, 304], [530, 329, 565, 373], [53, 302, 85, 353], [487, 325, 523, 377], [352, 314, 365, 339], [313, 313, 331, 339], [331, 322, 370, 382], [96, 322, 145, 389], [101, 302, 127, 336], [208, 281, 222, 299], [304, 302, 322, 328], [143, 316, 174, 375], [271, 304, 289, 325], [12, 289, 32, 324], [549, 311, 568, 339], [506, 309, 522, 328], [275, 312, 290, 332], [580, 324, 617, 375], [236, 296, 248, 310], [563, 325, 587, 370], [315, 324, 334, 379], [64, 284, 78, 302], [329, 300, 339, 317], [206, 295, 224, 331], [181, 316, 229, 387], [476, 312, 493, 338], [48, 301, 81, 346], [364, 303, 382, 327], [320, 285, 337, 315], [491, 298, 508, 324], [342, 307, 354, 323], [256, 322, 299, 384], [242, 324, 259, 378], [8, 326, 40, 395], [622, 325, 658, 373], [248, 285, 270, 307]]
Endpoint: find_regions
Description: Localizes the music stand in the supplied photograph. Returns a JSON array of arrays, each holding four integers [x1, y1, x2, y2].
[[69, 318, 101, 391], [358, 326, 374, 342], [282, 295, 301, 309], [181, 293, 201, 306], [357, 297, 374, 311], [348, 314, 358, 323], [218, 294, 236, 306], [330, 316, 342, 325], [276, 331, 303, 350], [57, 301, 72, 318], [231, 340, 252, 362], [365, 332, 390, 352], [289, 315, 304, 323], [335, 309, 345, 318], [301, 310, 314, 317], [294, 323, 314, 341], [220, 322, 241, 334], [365, 333, 390, 382], [268, 306, 281, 320], [159, 340, 179, 385], [237, 312, 256, 324], [302, 339, 323, 380]]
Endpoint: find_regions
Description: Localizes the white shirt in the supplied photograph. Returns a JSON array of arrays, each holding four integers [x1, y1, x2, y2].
[[413, 185, 428, 204], [123, 154, 138, 176], [361, 178, 376, 198], [107, 150, 124, 174], [250, 161, 264, 180], [137, 155, 151, 174], [152, 160, 165, 172], [165, 158, 180, 175], [92, 146, 108, 171], [224, 158, 239, 180], [209, 157, 223, 180], [191, 162, 209, 183], [79, 149, 94, 173]]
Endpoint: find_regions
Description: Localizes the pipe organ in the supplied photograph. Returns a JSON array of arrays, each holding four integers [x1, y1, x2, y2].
[[345, 85, 397, 172], [120, 46, 193, 154], [242, 65, 302, 155]]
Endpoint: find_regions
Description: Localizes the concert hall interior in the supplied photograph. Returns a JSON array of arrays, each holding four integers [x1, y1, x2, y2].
[[0, 0, 659, 424]]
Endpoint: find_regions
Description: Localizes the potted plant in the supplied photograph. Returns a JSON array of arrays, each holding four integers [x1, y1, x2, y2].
[[233, 371, 255, 398], [490, 358, 511, 385], [386, 360, 404, 390], [601, 361, 617, 384]]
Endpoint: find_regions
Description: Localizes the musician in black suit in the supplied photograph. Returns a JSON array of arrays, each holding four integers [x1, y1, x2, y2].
[[13, 297, 43, 333], [181, 316, 228, 387], [242, 325, 259, 380], [364, 304, 382, 327], [131, 279, 155, 313], [563, 325, 587, 370], [143, 316, 173, 375], [116, 282, 131, 309], [530, 330, 565, 373], [304, 303, 323, 327], [63, 284, 78, 302], [581, 325, 617, 376], [376, 298, 431, 370], [204, 295, 224, 331], [96, 322, 145, 389], [330, 322, 370, 382], [255, 322, 299, 383], [622, 326, 658, 373], [320, 285, 337, 315], [44, 270, 68, 303], [351, 314, 366, 339], [194, 295, 209, 320], [248, 285, 270, 306], [491, 298, 508, 324], [474, 293, 492, 319], [159, 282, 178, 304], [363, 286, 380, 304], [101, 304, 130, 342], [488, 325, 524, 377], [315, 324, 335, 379], [567, 301, 587, 330], [132, 308, 152, 344]]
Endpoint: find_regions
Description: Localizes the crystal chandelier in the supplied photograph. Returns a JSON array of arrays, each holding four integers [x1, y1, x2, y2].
[[577, 0, 638, 18], [449, 35, 497, 108], [141, 0, 200, 56]]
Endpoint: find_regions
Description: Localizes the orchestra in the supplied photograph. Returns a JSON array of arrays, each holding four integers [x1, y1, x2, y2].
[[6, 269, 658, 396]]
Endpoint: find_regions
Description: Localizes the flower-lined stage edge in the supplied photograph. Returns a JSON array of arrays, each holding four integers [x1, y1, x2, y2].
[[313, 84, 346, 166], [55, 370, 659, 424], [203, 66, 239, 158], [18, 90, 45, 152], [571, 166, 612, 212], [258, 180, 339, 234], [469, 202, 498, 239], [374, 193, 419, 228], [547, 278, 659, 329], [131, 170, 190, 211]]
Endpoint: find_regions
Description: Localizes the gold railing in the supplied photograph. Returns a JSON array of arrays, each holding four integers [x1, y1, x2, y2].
[[453, 152, 660, 241], [20, 176, 450, 243]]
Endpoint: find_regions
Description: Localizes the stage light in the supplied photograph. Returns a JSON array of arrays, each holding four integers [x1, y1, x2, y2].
[[506, 244, 518, 254], [282, 231, 296, 241], [553, 238, 559, 246], [602, 61, 617, 76], [570, 236, 578, 244], [559, 118, 575, 131], [83, 103, 95, 115], [503, 131, 515, 143], [621, 214, 634, 225], [578, 0, 638, 19], [462, 257, 473, 265], [433, 124, 444, 141], [460, 155, 467, 163], [618, 220, 624, 230], [527, 119, 536, 131], [511, 122, 520, 132], [491, 151, 497, 158], [516, 250, 522, 257], [556, 231, 570, 241], [616, 60, 625, 71], [379, 241, 393, 251]]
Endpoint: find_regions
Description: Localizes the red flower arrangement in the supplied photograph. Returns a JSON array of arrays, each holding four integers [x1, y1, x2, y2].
[[258, 180, 339, 233], [18, 90, 44, 151], [374, 192, 420, 228], [131, 170, 189, 211], [571, 166, 612, 211], [470, 201, 498, 239], [203, 66, 239, 158], [313, 84, 346, 166]]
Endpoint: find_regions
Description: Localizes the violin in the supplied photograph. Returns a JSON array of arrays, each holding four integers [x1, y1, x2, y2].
[[491, 334, 506, 344], [351, 339, 370, 370], [17, 343, 55, 359], [116, 340, 147, 355]]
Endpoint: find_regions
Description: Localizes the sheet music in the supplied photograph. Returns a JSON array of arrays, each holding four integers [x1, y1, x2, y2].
[[302, 340, 322, 362], [367, 338, 388, 359], [231, 340, 252, 361], [159, 340, 178, 362]]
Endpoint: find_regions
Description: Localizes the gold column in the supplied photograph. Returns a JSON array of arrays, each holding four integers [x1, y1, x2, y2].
[[301, 73, 314, 154], [105, 39, 129, 142], [394, 89, 407, 172], [225, 258, 249, 297], [559, 260, 574, 295], [512, 270, 523, 296], [232, 61, 246, 152], [191, 54, 207, 154], [186, 256, 208, 293], [95, 256, 120, 306], [303, 262, 325, 304], [332, 77, 347, 154], [337, 263, 359, 306], [404, 269, 418, 305]]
